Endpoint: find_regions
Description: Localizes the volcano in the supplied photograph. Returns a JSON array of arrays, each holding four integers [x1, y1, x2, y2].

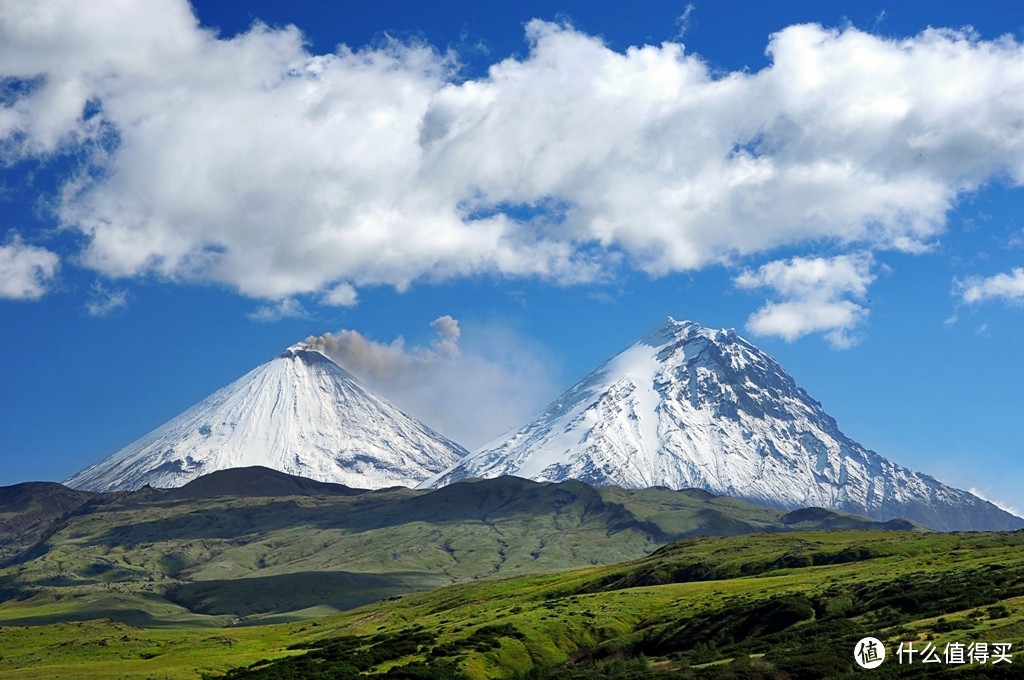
[[66, 346, 467, 492], [426, 318, 1022, 531]]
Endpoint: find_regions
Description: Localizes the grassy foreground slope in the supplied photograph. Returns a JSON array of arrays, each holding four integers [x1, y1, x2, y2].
[[0, 472, 917, 627], [1, 530, 1022, 679]]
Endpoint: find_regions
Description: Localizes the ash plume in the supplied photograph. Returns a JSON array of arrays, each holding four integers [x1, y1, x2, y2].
[[302, 316, 555, 449]]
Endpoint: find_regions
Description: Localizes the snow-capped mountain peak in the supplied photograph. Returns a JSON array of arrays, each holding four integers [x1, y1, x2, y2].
[[66, 345, 467, 492], [426, 317, 1022, 531]]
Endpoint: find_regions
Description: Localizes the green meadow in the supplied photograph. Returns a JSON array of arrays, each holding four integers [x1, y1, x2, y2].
[[0, 476, 918, 628], [3, 529, 1023, 679]]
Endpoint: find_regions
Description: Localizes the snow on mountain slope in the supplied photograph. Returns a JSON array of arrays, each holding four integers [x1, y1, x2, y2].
[[65, 347, 467, 492], [425, 318, 1023, 531]]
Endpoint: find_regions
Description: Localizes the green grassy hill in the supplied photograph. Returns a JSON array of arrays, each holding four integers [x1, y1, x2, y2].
[[0, 470, 921, 627], [0, 530, 1021, 679]]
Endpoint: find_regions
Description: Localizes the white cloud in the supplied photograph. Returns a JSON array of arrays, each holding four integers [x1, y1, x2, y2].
[[304, 317, 557, 448], [85, 281, 129, 316], [2, 3, 1024, 301], [675, 4, 696, 39], [957, 268, 1024, 305], [736, 254, 874, 348], [248, 297, 307, 322], [970, 487, 1021, 518], [0, 237, 59, 300], [322, 283, 358, 307]]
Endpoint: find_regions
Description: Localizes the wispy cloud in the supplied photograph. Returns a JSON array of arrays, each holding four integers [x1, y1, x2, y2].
[[675, 4, 697, 39], [248, 298, 307, 322], [85, 282, 129, 316], [970, 487, 1021, 518]]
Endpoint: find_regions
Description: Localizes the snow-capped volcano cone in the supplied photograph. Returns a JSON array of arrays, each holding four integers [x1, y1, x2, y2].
[[427, 318, 1023, 531], [66, 346, 467, 492]]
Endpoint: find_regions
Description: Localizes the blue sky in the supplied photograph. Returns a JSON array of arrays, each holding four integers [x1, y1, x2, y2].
[[2, 1, 1024, 515]]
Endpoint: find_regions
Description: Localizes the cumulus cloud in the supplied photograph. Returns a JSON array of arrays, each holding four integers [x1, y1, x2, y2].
[[304, 316, 557, 448], [957, 268, 1024, 305], [2, 2, 1024, 304], [0, 236, 59, 300], [322, 283, 359, 307], [735, 254, 875, 348]]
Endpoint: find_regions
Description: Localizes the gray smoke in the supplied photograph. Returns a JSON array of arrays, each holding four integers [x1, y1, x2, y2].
[[304, 315, 460, 380], [303, 317, 556, 449]]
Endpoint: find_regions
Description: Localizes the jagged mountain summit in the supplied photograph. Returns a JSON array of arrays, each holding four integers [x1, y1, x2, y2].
[[65, 346, 467, 492], [426, 318, 1023, 531]]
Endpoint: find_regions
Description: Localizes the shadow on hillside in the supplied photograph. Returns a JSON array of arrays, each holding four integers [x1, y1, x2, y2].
[[79, 476, 907, 556], [84, 477, 666, 547], [0, 606, 177, 628], [165, 569, 446, 617]]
